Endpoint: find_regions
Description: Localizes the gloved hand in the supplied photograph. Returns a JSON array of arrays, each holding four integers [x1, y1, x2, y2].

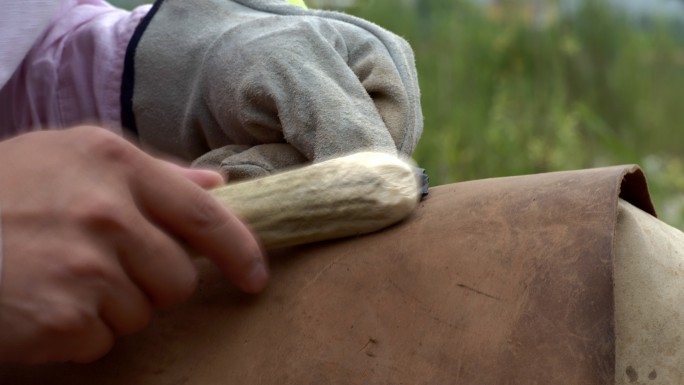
[[122, 0, 423, 180]]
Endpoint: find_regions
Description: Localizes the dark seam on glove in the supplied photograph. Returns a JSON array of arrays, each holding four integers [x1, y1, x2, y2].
[[120, 0, 166, 138]]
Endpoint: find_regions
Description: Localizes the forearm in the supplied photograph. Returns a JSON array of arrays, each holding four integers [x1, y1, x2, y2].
[[0, 0, 151, 139]]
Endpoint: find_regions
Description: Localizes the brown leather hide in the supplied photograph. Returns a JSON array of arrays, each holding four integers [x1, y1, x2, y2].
[[0, 165, 655, 384]]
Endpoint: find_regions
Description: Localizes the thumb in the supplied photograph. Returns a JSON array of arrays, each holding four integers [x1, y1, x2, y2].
[[163, 161, 226, 189]]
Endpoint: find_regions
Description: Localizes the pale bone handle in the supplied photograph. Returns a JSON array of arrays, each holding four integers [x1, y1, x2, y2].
[[209, 152, 421, 249]]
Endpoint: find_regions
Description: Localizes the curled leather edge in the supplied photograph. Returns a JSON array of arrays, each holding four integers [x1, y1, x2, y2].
[[614, 165, 656, 216]]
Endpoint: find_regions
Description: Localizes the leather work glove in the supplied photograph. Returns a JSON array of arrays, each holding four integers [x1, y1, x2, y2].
[[122, 0, 423, 180]]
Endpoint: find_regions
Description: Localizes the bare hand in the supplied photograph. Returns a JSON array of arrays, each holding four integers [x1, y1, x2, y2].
[[0, 127, 268, 363]]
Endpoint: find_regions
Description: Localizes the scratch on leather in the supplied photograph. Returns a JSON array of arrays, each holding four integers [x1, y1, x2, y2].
[[456, 283, 502, 301]]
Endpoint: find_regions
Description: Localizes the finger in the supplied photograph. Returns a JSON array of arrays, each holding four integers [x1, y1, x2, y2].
[[114, 213, 200, 309], [1, 307, 115, 364], [163, 161, 226, 189], [99, 269, 153, 337], [64, 319, 115, 364], [58, 234, 156, 336], [32, 304, 115, 364], [132, 155, 268, 293]]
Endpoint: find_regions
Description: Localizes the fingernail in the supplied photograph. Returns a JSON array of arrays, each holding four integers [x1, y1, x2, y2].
[[244, 259, 269, 293]]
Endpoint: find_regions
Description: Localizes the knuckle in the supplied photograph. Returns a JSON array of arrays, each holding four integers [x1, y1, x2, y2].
[[32, 301, 113, 364], [76, 126, 133, 165], [70, 125, 102, 137], [69, 195, 128, 236], [62, 247, 116, 284], [38, 304, 96, 337]]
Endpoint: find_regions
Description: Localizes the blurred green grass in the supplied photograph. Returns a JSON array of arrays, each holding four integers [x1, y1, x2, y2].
[[343, 0, 684, 229], [112, 0, 684, 228]]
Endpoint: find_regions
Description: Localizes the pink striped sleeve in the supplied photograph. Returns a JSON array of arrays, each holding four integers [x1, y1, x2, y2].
[[0, 0, 152, 139]]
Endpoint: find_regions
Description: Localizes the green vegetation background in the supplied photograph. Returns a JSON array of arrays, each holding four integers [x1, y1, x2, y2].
[[112, 0, 684, 229]]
